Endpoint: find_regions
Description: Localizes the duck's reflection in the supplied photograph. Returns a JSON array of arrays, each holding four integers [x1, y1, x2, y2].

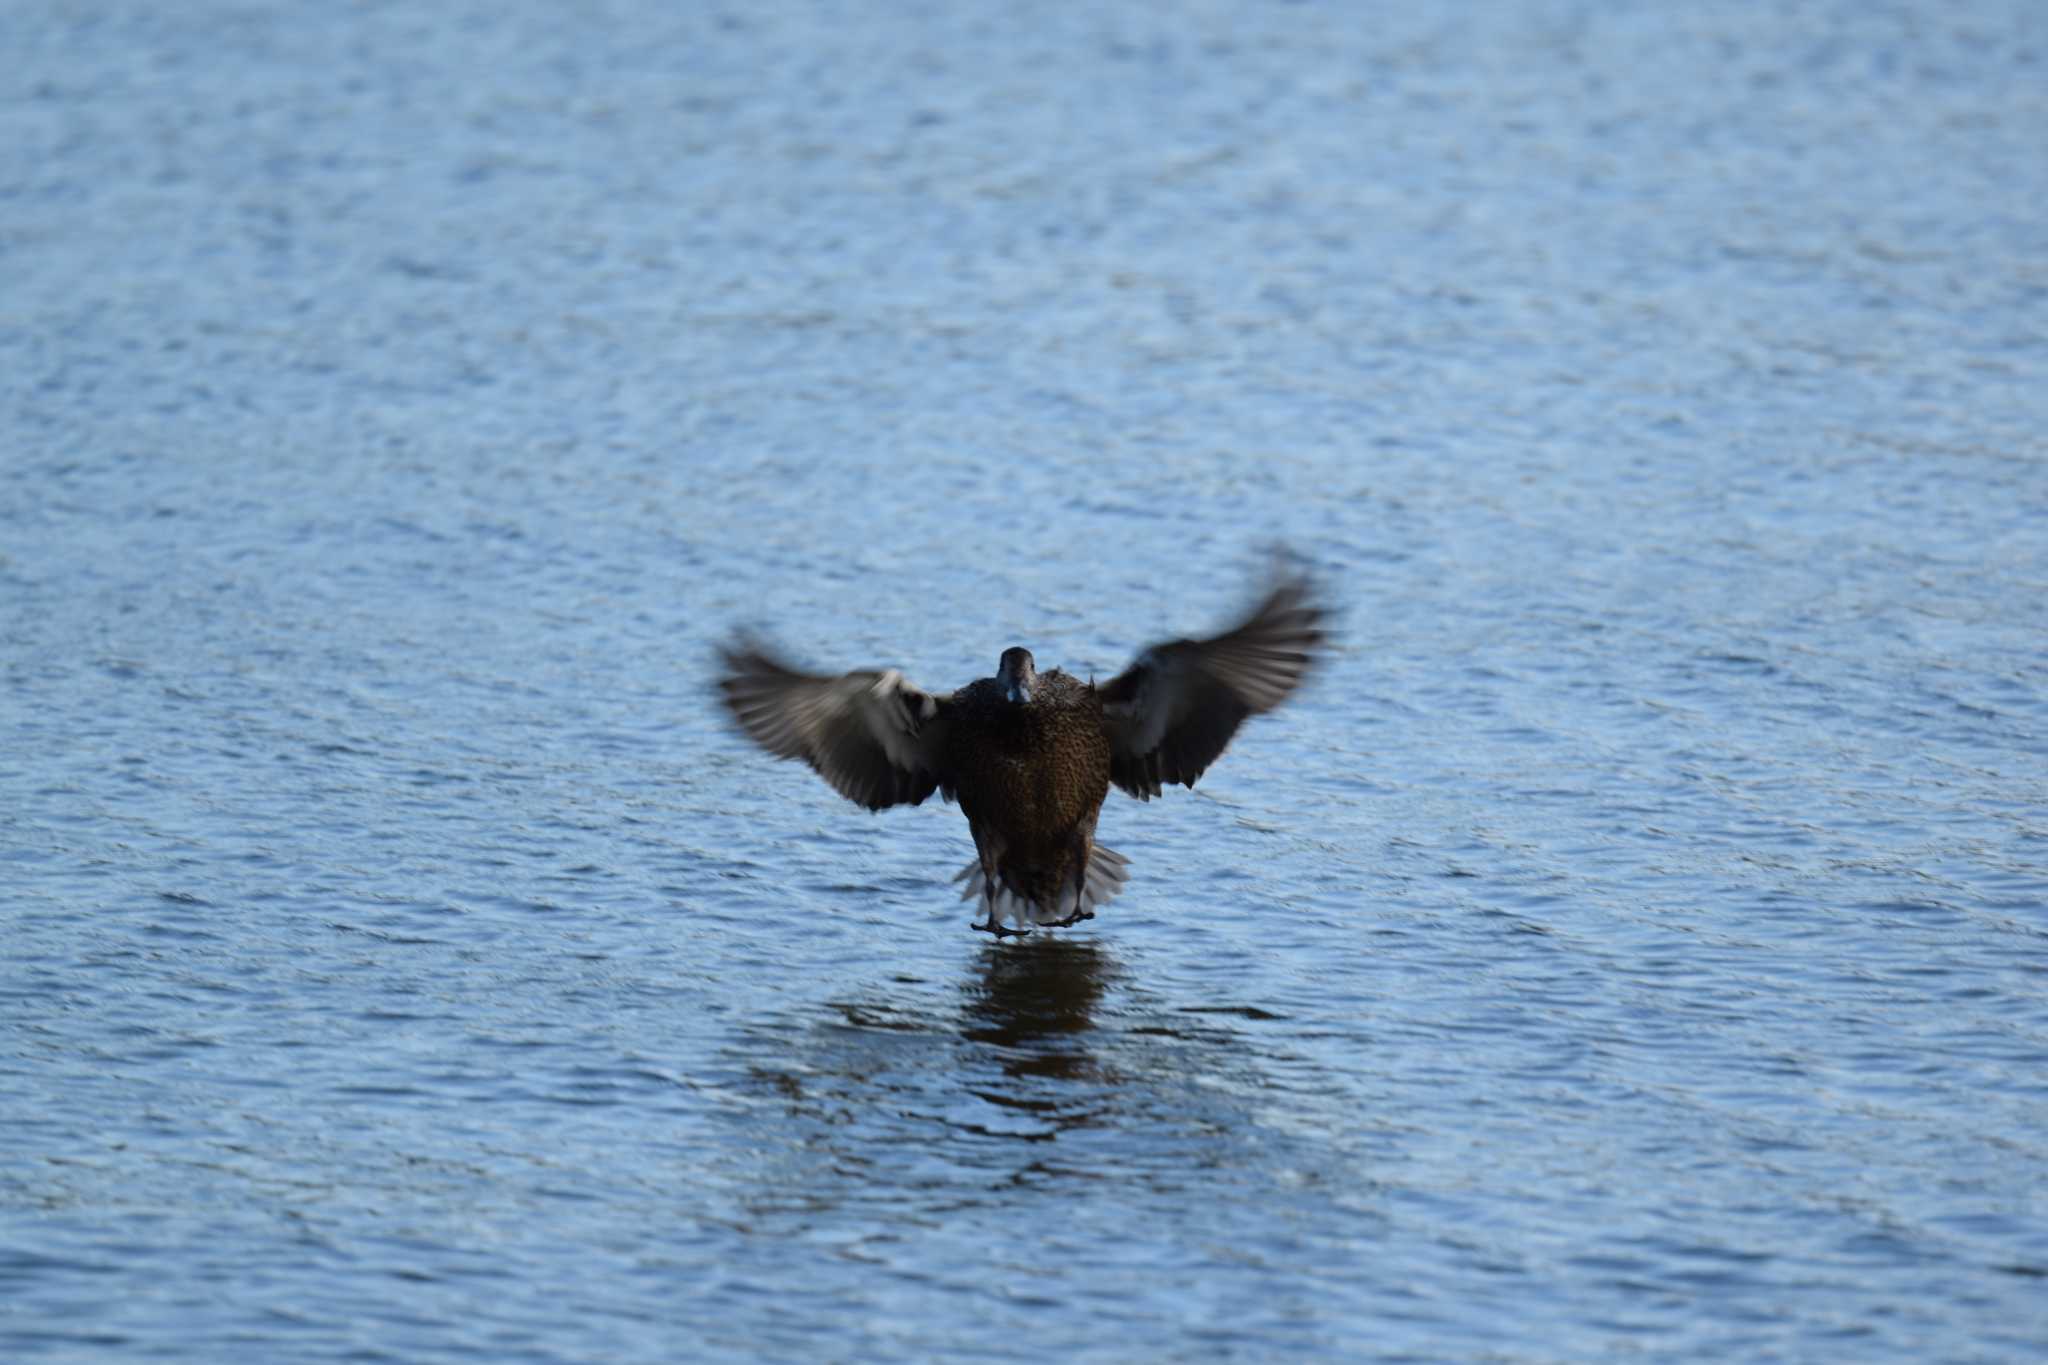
[[959, 938, 1111, 1081], [725, 932, 1319, 1234]]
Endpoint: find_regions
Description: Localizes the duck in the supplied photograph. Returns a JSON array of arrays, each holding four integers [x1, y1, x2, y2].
[[716, 563, 1328, 936]]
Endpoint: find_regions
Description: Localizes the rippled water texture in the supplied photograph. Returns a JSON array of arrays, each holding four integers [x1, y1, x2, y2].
[[5, 1, 2047, 1359]]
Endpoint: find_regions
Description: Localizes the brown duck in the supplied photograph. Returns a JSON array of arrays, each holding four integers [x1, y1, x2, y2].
[[716, 565, 1327, 935]]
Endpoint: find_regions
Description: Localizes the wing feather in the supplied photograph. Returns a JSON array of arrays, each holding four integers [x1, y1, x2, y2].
[[717, 637, 949, 811], [1098, 570, 1327, 800]]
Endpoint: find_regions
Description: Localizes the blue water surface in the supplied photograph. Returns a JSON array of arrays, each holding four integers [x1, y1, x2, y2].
[[4, 1, 2047, 1360]]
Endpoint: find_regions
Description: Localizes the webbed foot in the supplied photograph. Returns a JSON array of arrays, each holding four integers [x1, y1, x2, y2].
[[972, 917, 1032, 938]]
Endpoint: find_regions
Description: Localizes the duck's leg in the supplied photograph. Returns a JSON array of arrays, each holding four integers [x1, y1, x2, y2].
[[1047, 833, 1097, 929], [968, 834, 1028, 937], [971, 885, 1031, 938]]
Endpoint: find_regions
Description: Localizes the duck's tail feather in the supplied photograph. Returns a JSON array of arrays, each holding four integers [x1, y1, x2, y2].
[[953, 844, 1131, 930]]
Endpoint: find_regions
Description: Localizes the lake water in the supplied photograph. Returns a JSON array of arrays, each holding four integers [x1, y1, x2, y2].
[[5, 1, 2047, 1359]]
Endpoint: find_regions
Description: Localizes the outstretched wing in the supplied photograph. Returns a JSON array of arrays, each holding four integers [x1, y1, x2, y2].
[[716, 636, 951, 811], [1098, 570, 1327, 800]]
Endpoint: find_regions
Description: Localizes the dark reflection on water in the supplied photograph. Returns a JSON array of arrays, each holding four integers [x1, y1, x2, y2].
[[700, 940, 1399, 1356], [736, 940, 1126, 1159], [728, 935, 1304, 1198], [960, 939, 1108, 1057]]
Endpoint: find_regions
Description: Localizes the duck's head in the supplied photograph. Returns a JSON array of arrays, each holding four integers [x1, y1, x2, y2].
[[997, 647, 1037, 704]]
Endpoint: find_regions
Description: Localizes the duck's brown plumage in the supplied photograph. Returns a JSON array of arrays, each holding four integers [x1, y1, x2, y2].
[[716, 564, 1327, 935], [943, 668, 1113, 928]]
